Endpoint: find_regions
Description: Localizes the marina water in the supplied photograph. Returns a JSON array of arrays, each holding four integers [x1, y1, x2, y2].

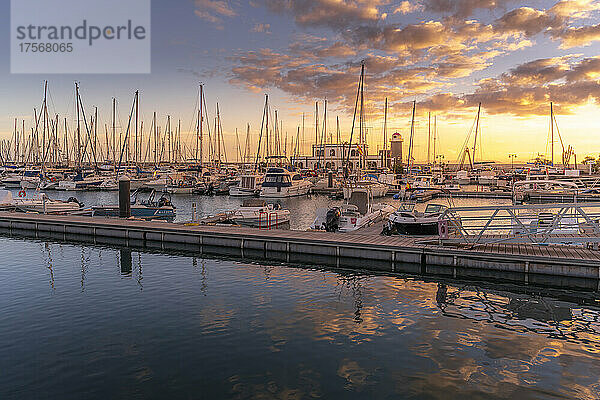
[[1, 236, 599, 399]]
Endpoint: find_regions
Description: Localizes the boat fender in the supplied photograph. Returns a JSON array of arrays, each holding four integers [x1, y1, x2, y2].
[[18, 190, 26, 197]]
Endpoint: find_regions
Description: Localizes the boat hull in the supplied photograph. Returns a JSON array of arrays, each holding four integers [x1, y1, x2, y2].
[[391, 221, 439, 235]]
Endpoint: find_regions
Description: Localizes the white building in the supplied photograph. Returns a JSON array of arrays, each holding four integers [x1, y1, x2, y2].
[[291, 141, 402, 171]]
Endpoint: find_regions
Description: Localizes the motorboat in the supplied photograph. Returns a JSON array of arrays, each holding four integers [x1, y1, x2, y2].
[[260, 168, 312, 198], [0, 189, 83, 214], [478, 169, 497, 185], [144, 176, 168, 191], [57, 173, 103, 191], [384, 203, 448, 235], [311, 188, 395, 233], [230, 199, 290, 228], [20, 175, 40, 189], [166, 174, 196, 194], [342, 177, 388, 199], [1, 174, 22, 188], [512, 180, 580, 204], [97, 178, 119, 191], [410, 175, 442, 190], [455, 170, 471, 185], [312, 173, 342, 194], [230, 173, 263, 197], [443, 183, 461, 191], [85, 190, 176, 221]]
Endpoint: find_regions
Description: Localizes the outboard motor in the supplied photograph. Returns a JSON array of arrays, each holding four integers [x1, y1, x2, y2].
[[67, 197, 84, 207], [324, 207, 341, 232]]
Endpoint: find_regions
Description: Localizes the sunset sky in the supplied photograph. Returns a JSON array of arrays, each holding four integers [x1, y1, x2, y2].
[[1, 0, 600, 163]]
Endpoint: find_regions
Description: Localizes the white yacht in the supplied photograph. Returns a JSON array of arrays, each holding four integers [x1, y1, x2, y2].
[[260, 168, 312, 198]]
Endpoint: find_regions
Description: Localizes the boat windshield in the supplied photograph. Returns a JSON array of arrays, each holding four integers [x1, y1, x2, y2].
[[424, 204, 447, 213]]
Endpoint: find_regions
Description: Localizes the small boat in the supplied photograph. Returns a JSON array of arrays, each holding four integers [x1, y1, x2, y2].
[[1, 174, 23, 188], [97, 178, 119, 191], [0, 189, 83, 214], [312, 188, 395, 233], [86, 190, 176, 221], [443, 183, 461, 191], [38, 177, 60, 190], [20, 176, 40, 189], [410, 175, 442, 190], [384, 203, 448, 235], [230, 199, 290, 228]]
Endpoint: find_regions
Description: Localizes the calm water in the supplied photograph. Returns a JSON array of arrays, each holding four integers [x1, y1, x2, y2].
[[1, 236, 599, 399]]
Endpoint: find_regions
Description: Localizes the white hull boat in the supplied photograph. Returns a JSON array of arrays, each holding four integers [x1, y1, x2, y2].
[[260, 168, 312, 198]]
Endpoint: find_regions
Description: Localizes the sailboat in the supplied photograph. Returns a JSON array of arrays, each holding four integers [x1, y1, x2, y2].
[[342, 61, 389, 199]]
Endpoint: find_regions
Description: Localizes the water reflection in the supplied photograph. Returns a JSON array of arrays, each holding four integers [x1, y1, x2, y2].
[[2, 237, 600, 399], [120, 249, 132, 276], [435, 282, 600, 350], [336, 275, 366, 324], [41, 242, 55, 291]]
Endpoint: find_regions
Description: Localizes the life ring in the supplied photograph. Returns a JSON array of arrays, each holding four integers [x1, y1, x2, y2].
[[51, 177, 56, 182], [18, 190, 26, 198]]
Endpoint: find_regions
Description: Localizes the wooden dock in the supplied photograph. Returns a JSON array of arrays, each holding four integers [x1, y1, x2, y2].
[[0, 211, 598, 290]]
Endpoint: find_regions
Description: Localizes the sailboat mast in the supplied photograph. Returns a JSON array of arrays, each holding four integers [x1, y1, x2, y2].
[[433, 115, 437, 164], [383, 98, 388, 151], [427, 112, 431, 164], [135, 90, 139, 165], [550, 102, 554, 166], [472, 103, 481, 167], [314, 102, 318, 163], [76, 83, 81, 169], [112, 98, 117, 171], [407, 101, 416, 174]]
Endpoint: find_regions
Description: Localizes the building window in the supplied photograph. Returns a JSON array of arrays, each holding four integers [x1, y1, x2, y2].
[[351, 150, 357, 157], [330, 149, 335, 156]]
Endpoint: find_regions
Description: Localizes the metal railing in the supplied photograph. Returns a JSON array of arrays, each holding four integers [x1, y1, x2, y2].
[[439, 203, 600, 247]]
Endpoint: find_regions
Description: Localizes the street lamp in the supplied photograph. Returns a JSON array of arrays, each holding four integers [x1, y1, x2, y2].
[[436, 155, 445, 171], [509, 154, 517, 170]]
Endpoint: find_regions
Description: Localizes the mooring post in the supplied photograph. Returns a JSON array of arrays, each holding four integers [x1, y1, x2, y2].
[[119, 178, 131, 218]]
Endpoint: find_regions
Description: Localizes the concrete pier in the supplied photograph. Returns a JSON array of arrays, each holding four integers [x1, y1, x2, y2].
[[0, 211, 598, 290]]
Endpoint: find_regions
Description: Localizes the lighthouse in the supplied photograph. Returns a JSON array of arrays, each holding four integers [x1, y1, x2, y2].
[[390, 132, 403, 172]]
